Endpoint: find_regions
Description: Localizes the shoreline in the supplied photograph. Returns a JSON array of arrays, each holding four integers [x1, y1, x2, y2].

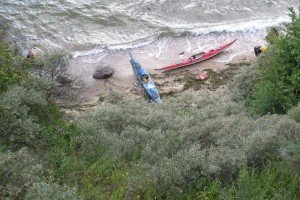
[[63, 31, 267, 104], [70, 48, 257, 104]]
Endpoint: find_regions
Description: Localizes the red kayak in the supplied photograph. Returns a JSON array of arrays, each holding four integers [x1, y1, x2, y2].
[[155, 39, 237, 70]]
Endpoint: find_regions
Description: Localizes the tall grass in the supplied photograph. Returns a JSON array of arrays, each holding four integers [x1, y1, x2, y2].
[[218, 161, 299, 199], [288, 102, 300, 123], [185, 161, 299, 200]]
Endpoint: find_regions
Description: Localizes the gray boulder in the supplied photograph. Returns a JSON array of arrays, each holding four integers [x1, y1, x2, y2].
[[27, 47, 44, 59], [93, 65, 114, 79]]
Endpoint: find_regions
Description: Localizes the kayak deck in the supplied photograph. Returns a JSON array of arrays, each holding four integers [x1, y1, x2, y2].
[[130, 52, 161, 103], [155, 39, 237, 71]]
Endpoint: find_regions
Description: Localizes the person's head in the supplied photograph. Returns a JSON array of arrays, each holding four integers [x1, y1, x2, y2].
[[142, 76, 147, 82]]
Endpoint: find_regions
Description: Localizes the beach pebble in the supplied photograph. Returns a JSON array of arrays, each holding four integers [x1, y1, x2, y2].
[[93, 65, 114, 79]]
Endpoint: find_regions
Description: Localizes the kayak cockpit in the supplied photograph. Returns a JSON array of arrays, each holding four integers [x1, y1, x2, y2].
[[140, 74, 149, 83], [191, 52, 205, 59]]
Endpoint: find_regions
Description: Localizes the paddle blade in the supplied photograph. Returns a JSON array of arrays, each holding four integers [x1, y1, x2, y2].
[[198, 71, 205, 79]]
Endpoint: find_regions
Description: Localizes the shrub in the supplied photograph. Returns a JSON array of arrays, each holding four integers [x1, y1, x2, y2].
[[287, 102, 300, 123], [0, 85, 49, 149], [248, 7, 300, 115], [221, 161, 299, 199], [25, 180, 81, 200], [266, 26, 280, 44], [0, 78, 61, 149], [99, 91, 126, 104], [73, 91, 300, 199], [281, 142, 300, 169], [0, 40, 75, 158], [0, 15, 10, 40], [248, 79, 293, 115], [30, 49, 79, 102], [32, 50, 70, 81], [229, 64, 259, 102], [0, 148, 43, 199], [0, 42, 27, 92]]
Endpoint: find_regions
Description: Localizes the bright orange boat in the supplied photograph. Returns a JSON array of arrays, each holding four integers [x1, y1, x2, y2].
[[155, 39, 237, 71]]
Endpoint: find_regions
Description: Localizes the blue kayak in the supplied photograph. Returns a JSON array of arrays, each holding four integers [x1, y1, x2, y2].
[[129, 52, 161, 103]]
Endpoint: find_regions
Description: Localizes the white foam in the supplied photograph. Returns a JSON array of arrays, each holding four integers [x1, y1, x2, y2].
[[215, 53, 240, 63], [73, 47, 105, 58], [71, 15, 290, 59], [185, 37, 191, 52], [81, 53, 107, 64], [148, 39, 169, 58], [183, 2, 197, 9], [190, 16, 291, 35]]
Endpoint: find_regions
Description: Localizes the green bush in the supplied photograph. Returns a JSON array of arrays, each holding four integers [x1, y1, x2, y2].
[[280, 128, 300, 175], [0, 81, 64, 150], [185, 161, 299, 200], [266, 26, 280, 44], [32, 49, 70, 81], [0, 148, 43, 199], [0, 39, 71, 150], [0, 42, 28, 92], [29, 49, 77, 101], [25, 180, 81, 200], [0, 85, 46, 149], [72, 91, 300, 199], [218, 161, 299, 199], [98, 91, 126, 104], [248, 79, 293, 115], [229, 64, 259, 102], [248, 7, 300, 115], [288, 103, 300, 123], [0, 15, 10, 40]]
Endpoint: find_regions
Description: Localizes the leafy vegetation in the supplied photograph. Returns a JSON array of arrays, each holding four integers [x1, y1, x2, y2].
[[0, 15, 10, 40], [218, 161, 299, 199], [288, 102, 300, 123], [0, 148, 43, 200], [229, 64, 259, 103], [0, 7, 300, 200], [70, 91, 299, 199], [247, 7, 300, 115], [0, 42, 29, 92], [32, 49, 70, 81]]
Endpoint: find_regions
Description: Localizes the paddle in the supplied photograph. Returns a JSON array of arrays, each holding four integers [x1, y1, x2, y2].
[[198, 71, 205, 79], [194, 64, 205, 80], [179, 52, 205, 79], [132, 82, 153, 102]]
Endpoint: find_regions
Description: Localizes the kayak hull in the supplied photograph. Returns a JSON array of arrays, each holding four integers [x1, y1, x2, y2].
[[155, 39, 237, 71], [130, 53, 161, 103]]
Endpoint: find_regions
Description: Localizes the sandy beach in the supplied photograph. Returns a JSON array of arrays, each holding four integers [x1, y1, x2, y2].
[[68, 34, 260, 103]]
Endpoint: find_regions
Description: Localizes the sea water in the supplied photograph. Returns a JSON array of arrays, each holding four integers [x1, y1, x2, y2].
[[0, 0, 299, 92], [0, 0, 298, 54]]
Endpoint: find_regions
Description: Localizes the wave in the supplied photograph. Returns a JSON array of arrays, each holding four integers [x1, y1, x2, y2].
[[71, 15, 290, 58], [1, 0, 298, 58]]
